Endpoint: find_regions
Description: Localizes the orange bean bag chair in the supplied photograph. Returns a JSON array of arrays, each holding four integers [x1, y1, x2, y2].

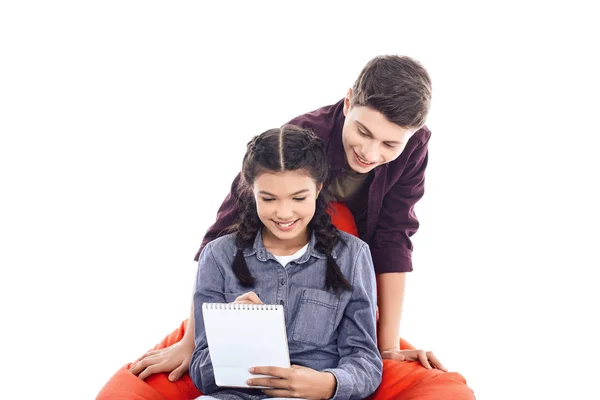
[[97, 203, 474, 400]]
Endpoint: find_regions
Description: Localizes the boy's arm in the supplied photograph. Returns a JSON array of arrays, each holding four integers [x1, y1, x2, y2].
[[194, 174, 243, 261], [376, 273, 406, 351], [369, 130, 430, 349]]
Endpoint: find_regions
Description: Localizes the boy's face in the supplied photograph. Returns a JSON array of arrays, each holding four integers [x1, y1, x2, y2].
[[342, 92, 416, 174]]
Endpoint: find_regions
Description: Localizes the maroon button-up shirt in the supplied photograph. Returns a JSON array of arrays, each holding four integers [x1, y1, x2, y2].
[[195, 99, 431, 274]]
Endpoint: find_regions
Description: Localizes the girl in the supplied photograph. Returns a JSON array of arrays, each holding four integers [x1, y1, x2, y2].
[[100, 56, 473, 400], [190, 125, 382, 400]]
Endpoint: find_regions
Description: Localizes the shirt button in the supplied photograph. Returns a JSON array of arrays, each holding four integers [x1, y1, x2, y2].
[[340, 168, 346, 173], [280, 278, 285, 285]]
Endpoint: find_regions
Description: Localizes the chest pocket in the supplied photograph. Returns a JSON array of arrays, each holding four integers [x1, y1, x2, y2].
[[292, 288, 339, 346]]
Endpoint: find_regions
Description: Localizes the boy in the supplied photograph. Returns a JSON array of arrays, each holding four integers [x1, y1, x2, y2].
[[99, 55, 474, 400]]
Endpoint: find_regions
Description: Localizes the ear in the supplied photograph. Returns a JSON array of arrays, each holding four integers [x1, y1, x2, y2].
[[316, 183, 323, 197], [343, 88, 352, 116]]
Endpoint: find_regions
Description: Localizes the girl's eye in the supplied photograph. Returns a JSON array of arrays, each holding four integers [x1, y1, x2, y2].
[[293, 197, 307, 201], [262, 198, 275, 202], [358, 129, 368, 137]]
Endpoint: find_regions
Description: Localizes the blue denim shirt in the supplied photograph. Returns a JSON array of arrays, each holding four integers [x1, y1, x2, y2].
[[190, 230, 382, 400]]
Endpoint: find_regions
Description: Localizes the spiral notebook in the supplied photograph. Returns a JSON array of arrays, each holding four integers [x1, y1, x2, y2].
[[202, 303, 290, 388]]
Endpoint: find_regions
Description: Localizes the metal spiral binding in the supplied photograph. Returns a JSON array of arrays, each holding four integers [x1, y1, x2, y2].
[[202, 303, 279, 311]]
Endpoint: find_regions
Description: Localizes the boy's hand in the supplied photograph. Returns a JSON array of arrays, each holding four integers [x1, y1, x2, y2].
[[380, 348, 447, 371]]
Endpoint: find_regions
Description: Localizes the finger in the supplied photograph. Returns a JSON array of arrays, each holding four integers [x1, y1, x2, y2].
[[247, 377, 288, 389], [417, 350, 432, 369], [129, 358, 150, 375], [234, 292, 255, 302], [381, 350, 406, 361], [235, 291, 262, 304], [136, 349, 158, 363], [250, 366, 289, 378], [131, 353, 163, 375], [244, 292, 262, 304], [427, 352, 447, 372], [138, 366, 157, 381], [168, 363, 188, 381], [262, 389, 292, 398], [138, 362, 169, 381], [262, 389, 294, 398]]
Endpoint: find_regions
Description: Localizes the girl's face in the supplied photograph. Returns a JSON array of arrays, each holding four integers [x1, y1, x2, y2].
[[253, 170, 321, 246]]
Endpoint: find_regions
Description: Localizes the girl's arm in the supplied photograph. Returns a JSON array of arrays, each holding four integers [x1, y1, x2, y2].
[[323, 244, 383, 400], [189, 243, 226, 394]]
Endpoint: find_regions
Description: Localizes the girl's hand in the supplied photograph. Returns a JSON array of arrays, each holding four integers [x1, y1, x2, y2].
[[247, 365, 336, 399], [233, 291, 263, 305], [380, 348, 447, 371], [129, 339, 195, 381]]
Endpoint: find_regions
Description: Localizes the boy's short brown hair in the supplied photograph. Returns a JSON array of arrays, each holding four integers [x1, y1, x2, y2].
[[351, 55, 432, 129]]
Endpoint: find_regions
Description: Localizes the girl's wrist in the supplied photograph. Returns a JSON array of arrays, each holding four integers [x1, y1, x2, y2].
[[319, 371, 337, 399]]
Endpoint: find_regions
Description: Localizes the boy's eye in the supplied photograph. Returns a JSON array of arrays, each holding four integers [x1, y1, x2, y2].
[[358, 129, 369, 137], [384, 143, 397, 148], [293, 197, 307, 201]]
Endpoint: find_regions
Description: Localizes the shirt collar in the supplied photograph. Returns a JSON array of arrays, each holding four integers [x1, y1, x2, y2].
[[327, 100, 348, 172], [243, 229, 338, 262]]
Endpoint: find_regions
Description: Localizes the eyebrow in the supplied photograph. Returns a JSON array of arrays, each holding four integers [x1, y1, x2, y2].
[[356, 121, 403, 145], [258, 189, 310, 197]]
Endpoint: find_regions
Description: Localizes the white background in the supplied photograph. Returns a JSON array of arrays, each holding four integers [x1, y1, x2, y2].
[[1, 1, 599, 399]]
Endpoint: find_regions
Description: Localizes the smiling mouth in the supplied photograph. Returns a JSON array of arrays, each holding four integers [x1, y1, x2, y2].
[[273, 219, 299, 228], [354, 151, 376, 166]]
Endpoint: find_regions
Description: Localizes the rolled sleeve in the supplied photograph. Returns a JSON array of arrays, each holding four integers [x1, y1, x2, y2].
[[370, 135, 429, 274], [322, 368, 354, 400], [189, 347, 217, 394], [370, 247, 413, 273]]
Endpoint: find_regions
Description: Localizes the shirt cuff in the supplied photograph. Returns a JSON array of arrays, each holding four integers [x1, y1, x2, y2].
[[190, 347, 218, 394], [322, 368, 352, 400], [370, 247, 413, 274]]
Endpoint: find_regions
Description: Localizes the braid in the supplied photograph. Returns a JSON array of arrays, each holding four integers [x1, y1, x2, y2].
[[231, 191, 261, 287], [310, 192, 353, 296], [229, 131, 279, 287]]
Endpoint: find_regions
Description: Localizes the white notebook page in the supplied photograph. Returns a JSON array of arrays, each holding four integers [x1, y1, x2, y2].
[[202, 303, 290, 388]]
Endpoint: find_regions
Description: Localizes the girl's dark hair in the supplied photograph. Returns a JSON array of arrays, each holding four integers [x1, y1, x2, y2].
[[231, 124, 352, 295]]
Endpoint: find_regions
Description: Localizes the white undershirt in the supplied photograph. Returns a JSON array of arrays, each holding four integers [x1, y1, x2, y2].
[[272, 243, 309, 267]]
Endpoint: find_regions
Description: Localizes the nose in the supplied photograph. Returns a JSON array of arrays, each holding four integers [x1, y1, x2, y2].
[[275, 201, 294, 221], [362, 142, 380, 162]]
